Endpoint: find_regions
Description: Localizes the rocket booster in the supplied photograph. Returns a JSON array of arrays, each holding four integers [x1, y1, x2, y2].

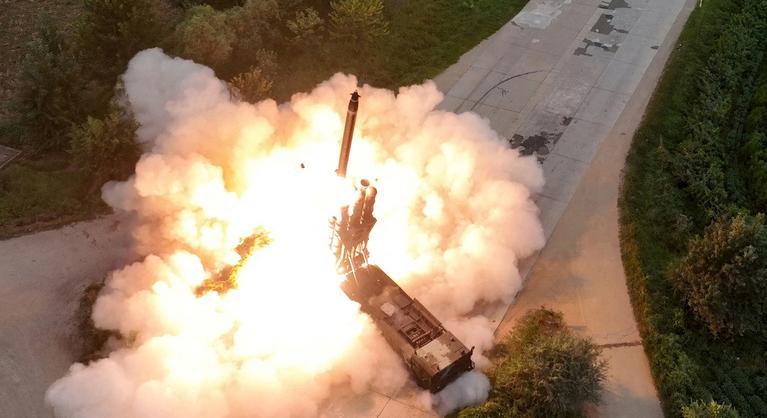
[[337, 91, 359, 178]]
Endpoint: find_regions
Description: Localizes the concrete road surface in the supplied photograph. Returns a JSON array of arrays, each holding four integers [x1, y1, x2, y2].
[[0, 0, 696, 416], [338, 0, 696, 416], [0, 217, 134, 418]]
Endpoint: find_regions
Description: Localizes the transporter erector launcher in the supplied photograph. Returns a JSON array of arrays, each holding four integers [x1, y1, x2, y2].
[[329, 92, 475, 393]]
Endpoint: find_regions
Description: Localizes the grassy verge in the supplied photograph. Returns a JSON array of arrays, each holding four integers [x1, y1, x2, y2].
[[376, 0, 528, 88], [0, 154, 107, 239], [619, 0, 767, 416]]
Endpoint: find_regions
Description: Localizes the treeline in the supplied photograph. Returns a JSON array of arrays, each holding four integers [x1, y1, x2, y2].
[[0, 0, 527, 234], [620, 0, 767, 416], [4, 0, 393, 189]]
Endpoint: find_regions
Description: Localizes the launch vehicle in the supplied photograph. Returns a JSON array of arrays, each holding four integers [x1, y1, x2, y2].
[[329, 92, 474, 393]]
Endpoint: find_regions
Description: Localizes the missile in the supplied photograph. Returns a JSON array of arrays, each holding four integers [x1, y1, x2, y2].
[[337, 91, 359, 178]]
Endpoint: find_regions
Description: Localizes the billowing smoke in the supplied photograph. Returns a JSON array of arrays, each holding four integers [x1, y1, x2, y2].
[[47, 48, 544, 417]]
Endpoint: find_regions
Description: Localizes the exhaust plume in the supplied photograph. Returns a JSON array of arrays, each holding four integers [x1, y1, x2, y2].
[[47, 48, 544, 417]]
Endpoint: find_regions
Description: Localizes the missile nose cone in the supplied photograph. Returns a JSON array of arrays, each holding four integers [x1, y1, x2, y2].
[[349, 91, 360, 111]]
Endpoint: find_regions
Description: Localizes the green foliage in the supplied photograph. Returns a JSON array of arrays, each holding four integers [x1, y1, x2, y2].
[[619, 0, 767, 416], [173, 5, 236, 68], [13, 19, 83, 152], [671, 214, 767, 339], [230, 50, 277, 103], [69, 105, 140, 191], [273, 0, 529, 98], [174, 0, 245, 9], [287, 7, 325, 47], [462, 309, 606, 418], [77, 0, 163, 82], [0, 154, 96, 238], [669, 0, 767, 223], [227, 0, 280, 71], [742, 62, 767, 211], [683, 400, 740, 418], [329, 0, 388, 55], [457, 400, 517, 418], [172, 0, 279, 75]]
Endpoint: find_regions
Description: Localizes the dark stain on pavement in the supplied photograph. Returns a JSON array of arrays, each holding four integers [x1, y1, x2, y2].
[[599, 0, 631, 10], [574, 39, 619, 56], [592, 14, 629, 35], [510, 131, 564, 161]]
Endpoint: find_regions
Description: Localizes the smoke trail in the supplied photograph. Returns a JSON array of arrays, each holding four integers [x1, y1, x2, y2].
[[47, 48, 544, 417]]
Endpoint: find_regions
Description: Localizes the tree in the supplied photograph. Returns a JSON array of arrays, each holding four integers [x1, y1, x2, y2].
[[229, 50, 277, 103], [227, 0, 280, 72], [461, 308, 607, 418], [287, 7, 325, 48], [13, 19, 83, 152], [77, 0, 162, 82], [671, 213, 767, 339], [69, 104, 140, 192], [173, 0, 279, 75], [682, 400, 740, 418], [329, 0, 388, 55], [173, 5, 236, 69]]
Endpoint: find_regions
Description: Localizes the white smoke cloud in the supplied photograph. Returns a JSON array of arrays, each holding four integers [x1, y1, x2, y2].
[[47, 48, 544, 417]]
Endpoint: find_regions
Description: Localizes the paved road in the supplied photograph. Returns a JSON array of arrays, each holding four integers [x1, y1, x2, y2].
[[0, 0, 695, 416], [335, 0, 695, 416], [0, 217, 133, 418]]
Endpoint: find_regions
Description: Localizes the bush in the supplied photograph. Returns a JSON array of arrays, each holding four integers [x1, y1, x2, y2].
[[461, 308, 607, 418], [13, 20, 83, 152], [69, 105, 140, 192], [671, 213, 767, 339], [682, 400, 740, 418]]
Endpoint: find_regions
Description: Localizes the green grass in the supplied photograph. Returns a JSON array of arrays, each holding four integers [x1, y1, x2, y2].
[[0, 154, 106, 238], [619, 0, 767, 416], [377, 0, 528, 88], [274, 0, 529, 96]]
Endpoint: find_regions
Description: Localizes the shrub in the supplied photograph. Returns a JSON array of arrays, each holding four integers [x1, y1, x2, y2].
[[69, 105, 140, 192], [13, 19, 83, 152], [682, 400, 740, 418], [462, 308, 607, 418], [671, 213, 767, 339], [457, 400, 517, 418]]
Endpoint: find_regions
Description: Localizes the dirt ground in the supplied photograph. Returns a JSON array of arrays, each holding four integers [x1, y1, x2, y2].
[[0, 215, 133, 418]]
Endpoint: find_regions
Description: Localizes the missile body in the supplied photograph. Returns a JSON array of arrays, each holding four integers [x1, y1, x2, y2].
[[337, 91, 359, 178]]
